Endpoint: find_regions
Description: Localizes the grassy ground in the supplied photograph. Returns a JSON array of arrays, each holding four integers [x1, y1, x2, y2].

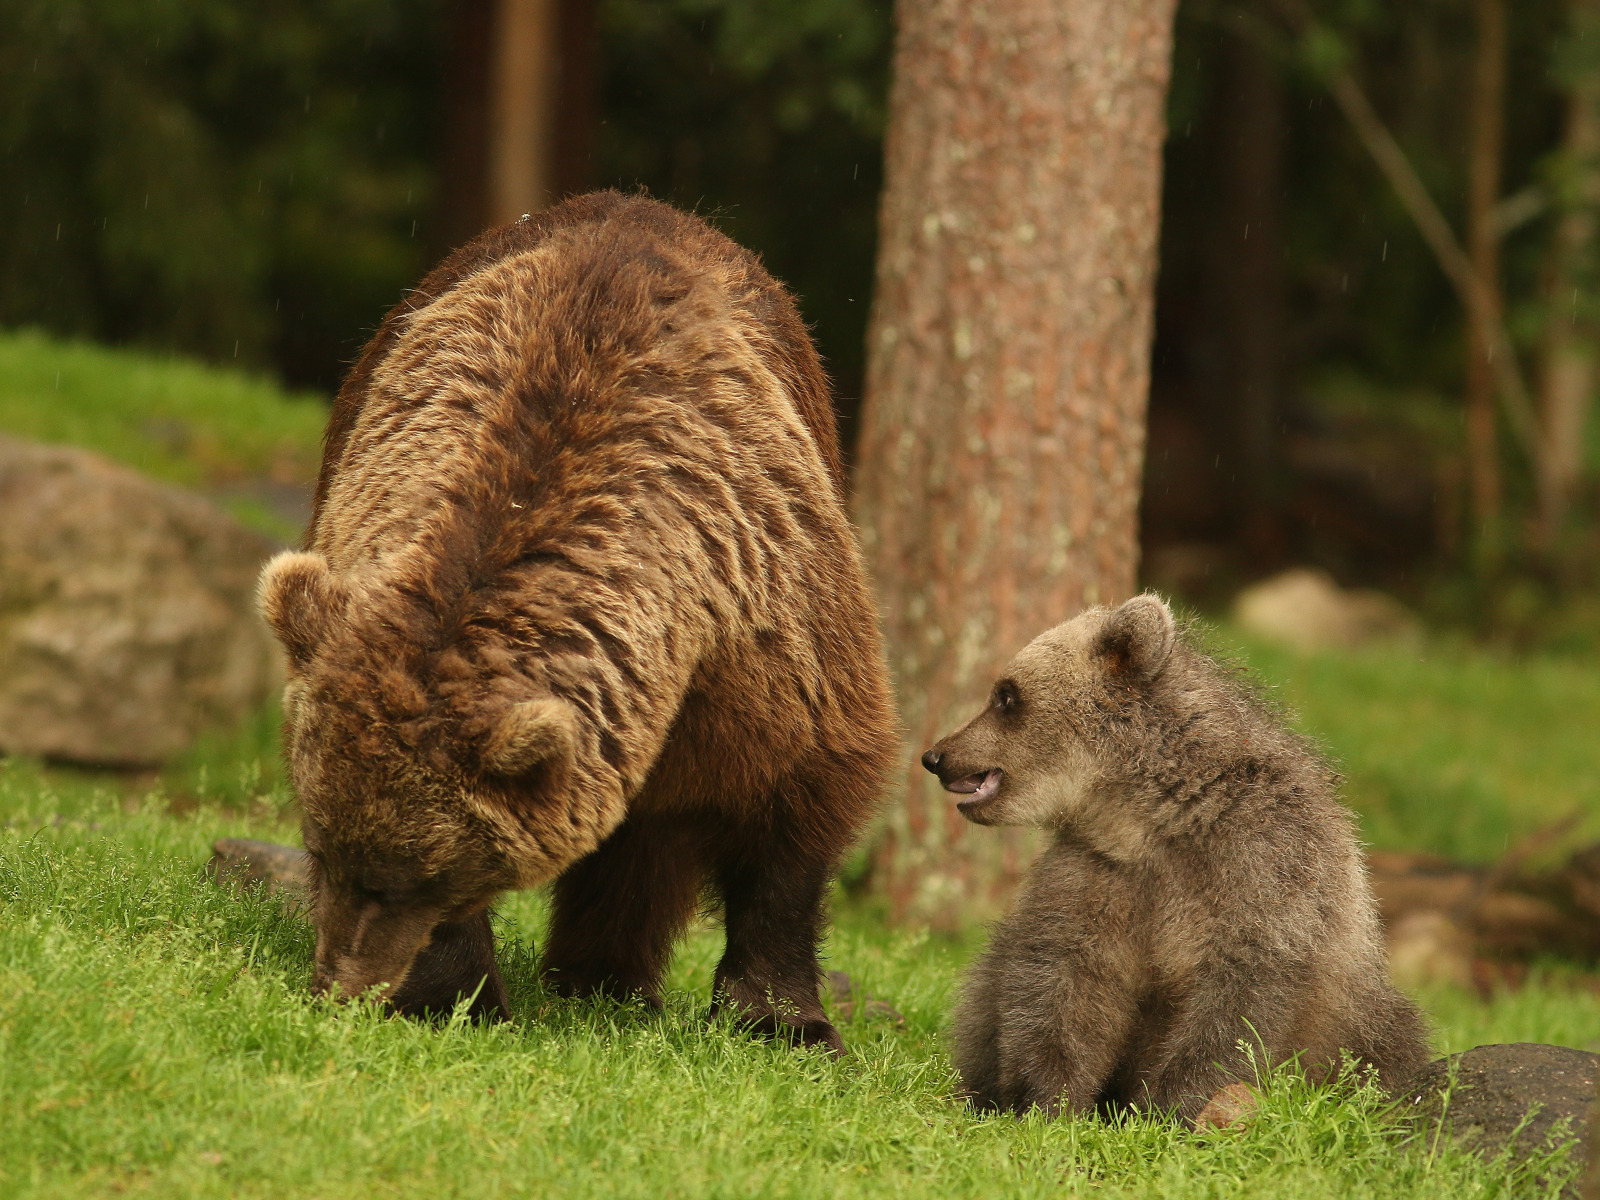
[[1235, 634, 1600, 863], [0, 328, 326, 540], [2, 331, 1596, 1195], [1, 781, 1591, 1200], [5, 633, 1600, 1198]]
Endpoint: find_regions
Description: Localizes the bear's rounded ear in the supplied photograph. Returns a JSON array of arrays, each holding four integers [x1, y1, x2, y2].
[[258, 551, 346, 668], [1094, 593, 1177, 683], [483, 698, 578, 777]]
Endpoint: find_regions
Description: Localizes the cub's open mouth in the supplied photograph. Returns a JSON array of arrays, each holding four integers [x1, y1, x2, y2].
[[944, 768, 1003, 812]]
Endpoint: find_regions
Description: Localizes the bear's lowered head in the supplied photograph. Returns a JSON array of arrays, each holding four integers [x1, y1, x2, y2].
[[258, 550, 584, 1007], [920, 594, 1181, 839]]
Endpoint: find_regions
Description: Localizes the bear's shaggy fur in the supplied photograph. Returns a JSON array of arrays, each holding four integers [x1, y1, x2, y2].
[[259, 192, 897, 1048], [922, 595, 1427, 1120]]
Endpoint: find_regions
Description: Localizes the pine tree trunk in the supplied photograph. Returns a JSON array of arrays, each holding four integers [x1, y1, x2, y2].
[[1465, 0, 1508, 549], [1536, 0, 1600, 549], [853, 0, 1177, 924], [487, 0, 560, 224], [1218, 4, 1287, 560], [550, 0, 597, 197], [435, 0, 595, 252], [436, 0, 496, 252]]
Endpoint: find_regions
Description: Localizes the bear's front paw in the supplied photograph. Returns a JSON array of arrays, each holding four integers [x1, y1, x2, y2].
[[541, 964, 665, 1011], [709, 978, 841, 1055], [796, 1017, 845, 1055], [708, 1005, 844, 1056]]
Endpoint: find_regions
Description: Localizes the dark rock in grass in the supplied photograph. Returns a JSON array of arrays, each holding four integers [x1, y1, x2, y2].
[[824, 969, 904, 1027], [209, 837, 310, 902], [0, 436, 284, 767], [1397, 1042, 1595, 1190]]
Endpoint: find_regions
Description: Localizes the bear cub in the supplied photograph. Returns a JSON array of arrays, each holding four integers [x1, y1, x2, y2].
[[922, 594, 1427, 1122]]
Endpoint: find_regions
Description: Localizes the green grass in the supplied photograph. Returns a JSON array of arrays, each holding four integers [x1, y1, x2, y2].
[[2, 635, 1596, 1197], [0, 327, 326, 539], [0, 782, 1586, 1200], [4, 660, 1598, 1200], [1231, 632, 1600, 863]]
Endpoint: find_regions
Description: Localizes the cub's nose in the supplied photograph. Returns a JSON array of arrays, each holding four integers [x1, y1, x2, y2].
[[920, 748, 942, 774]]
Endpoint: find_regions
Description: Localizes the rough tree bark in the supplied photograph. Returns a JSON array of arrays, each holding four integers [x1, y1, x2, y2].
[[853, 0, 1177, 924], [1465, 0, 1509, 547]]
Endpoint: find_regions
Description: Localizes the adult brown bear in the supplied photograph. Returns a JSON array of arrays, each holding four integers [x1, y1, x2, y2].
[[258, 192, 897, 1051]]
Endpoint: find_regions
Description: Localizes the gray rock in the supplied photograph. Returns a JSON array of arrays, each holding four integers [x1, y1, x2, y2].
[[0, 436, 284, 767], [1233, 567, 1419, 653], [1398, 1043, 1595, 1187]]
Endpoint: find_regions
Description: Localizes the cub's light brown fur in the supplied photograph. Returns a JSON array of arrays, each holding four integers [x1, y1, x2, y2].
[[923, 595, 1426, 1120], [259, 192, 896, 1047]]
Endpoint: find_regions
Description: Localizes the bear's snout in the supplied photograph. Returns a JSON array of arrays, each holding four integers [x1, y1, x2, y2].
[[922, 739, 1006, 819], [920, 744, 974, 787], [310, 893, 444, 1009]]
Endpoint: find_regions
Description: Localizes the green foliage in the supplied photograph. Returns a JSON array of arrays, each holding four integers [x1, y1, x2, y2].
[[2, 0, 1597, 594], [1155, 0, 1600, 599], [0, 0, 439, 386], [0, 0, 891, 408], [598, 0, 890, 417]]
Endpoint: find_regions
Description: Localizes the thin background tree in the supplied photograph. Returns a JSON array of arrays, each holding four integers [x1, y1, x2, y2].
[[436, 0, 597, 250]]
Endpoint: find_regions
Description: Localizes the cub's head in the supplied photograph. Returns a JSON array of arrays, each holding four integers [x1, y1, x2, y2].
[[258, 550, 580, 1009], [921, 594, 1177, 829]]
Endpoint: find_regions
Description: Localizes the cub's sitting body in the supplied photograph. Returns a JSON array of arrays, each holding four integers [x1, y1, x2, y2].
[[923, 595, 1426, 1121]]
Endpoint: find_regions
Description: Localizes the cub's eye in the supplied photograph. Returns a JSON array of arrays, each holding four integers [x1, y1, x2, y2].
[[993, 683, 1020, 713]]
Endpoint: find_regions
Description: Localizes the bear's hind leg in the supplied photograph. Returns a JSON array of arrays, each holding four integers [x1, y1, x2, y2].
[[709, 821, 841, 1055], [1347, 985, 1430, 1092], [1143, 959, 1297, 1123], [541, 815, 706, 1008]]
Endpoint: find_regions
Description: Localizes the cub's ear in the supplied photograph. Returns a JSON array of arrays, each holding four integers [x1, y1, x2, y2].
[[258, 551, 346, 667], [1094, 593, 1177, 682], [483, 698, 578, 777]]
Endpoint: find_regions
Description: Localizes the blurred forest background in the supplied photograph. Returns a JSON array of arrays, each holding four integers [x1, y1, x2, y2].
[[3, 0, 1600, 644]]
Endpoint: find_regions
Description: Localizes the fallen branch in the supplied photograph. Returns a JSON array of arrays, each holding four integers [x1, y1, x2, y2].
[[1370, 825, 1600, 983]]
